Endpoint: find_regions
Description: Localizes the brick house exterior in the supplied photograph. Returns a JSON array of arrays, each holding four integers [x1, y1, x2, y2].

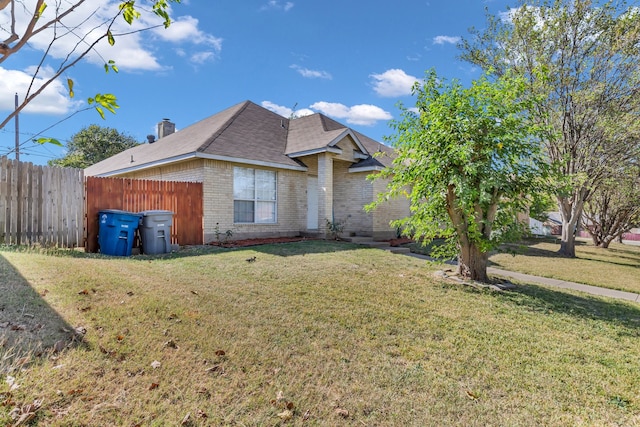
[[85, 101, 409, 243]]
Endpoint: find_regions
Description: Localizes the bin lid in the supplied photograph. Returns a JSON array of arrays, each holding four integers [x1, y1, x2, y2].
[[139, 210, 174, 216], [99, 209, 142, 216]]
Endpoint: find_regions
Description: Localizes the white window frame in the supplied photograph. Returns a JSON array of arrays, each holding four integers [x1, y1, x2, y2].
[[233, 166, 277, 224]]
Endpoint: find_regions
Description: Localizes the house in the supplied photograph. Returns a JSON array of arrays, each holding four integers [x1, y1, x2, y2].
[[85, 101, 410, 243]]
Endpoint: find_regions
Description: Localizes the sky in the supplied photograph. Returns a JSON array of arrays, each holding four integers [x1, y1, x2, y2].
[[0, 0, 514, 165]]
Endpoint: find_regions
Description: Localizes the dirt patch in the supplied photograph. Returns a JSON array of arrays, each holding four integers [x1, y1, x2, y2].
[[207, 236, 315, 248]]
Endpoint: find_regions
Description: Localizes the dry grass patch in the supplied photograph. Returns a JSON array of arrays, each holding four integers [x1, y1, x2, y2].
[[1, 241, 639, 426], [490, 239, 640, 294]]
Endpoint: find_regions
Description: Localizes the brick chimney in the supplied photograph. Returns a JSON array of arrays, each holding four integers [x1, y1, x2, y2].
[[157, 118, 175, 139]]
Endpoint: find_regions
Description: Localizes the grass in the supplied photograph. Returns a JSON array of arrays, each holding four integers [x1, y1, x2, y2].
[[1, 241, 639, 426], [489, 238, 640, 294]]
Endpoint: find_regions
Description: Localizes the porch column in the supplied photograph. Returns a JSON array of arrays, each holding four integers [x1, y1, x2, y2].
[[317, 153, 333, 236]]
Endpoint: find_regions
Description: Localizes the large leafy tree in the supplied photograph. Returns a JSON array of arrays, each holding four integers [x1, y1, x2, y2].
[[582, 165, 640, 248], [48, 124, 139, 168], [369, 71, 547, 282], [459, 0, 640, 257], [0, 0, 180, 144]]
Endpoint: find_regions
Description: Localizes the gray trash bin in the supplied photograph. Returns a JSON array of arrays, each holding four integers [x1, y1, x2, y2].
[[139, 210, 174, 254]]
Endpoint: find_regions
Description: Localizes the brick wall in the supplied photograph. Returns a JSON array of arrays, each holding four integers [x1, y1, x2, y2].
[[202, 160, 307, 242], [332, 160, 374, 236], [113, 152, 410, 241], [371, 176, 411, 239]]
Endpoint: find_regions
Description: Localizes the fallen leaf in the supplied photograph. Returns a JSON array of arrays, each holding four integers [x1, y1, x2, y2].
[[205, 365, 224, 374], [164, 340, 178, 349], [149, 383, 159, 390], [75, 326, 87, 335], [126, 291, 134, 296], [465, 389, 479, 400], [40, 289, 49, 296], [79, 306, 91, 312], [277, 409, 293, 421], [276, 390, 284, 402], [335, 408, 349, 418], [190, 290, 199, 295], [286, 401, 294, 410], [11, 399, 42, 426], [302, 410, 311, 421], [78, 289, 89, 295], [151, 360, 161, 369], [215, 349, 226, 356], [180, 413, 191, 425], [53, 340, 66, 353], [196, 409, 207, 419], [116, 335, 124, 342]]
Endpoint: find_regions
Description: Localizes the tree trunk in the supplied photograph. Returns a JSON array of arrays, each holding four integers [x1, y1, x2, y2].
[[557, 196, 584, 258], [458, 242, 489, 282], [559, 222, 577, 257]]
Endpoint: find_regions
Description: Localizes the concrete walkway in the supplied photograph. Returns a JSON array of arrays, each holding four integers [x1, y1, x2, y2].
[[350, 238, 640, 304]]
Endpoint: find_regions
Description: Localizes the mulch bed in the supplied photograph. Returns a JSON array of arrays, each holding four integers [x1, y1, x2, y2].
[[386, 237, 414, 247], [207, 236, 314, 248]]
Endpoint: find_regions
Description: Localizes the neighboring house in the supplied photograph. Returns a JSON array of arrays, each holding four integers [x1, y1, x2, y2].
[[529, 213, 563, 236], [85, 101, 410, 243]]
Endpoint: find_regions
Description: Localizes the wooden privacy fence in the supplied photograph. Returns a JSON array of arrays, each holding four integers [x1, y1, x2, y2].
[[0, 157, 84, 247], [85, 176, 203, 252]]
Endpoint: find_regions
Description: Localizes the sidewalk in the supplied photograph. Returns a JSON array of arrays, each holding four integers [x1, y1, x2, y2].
[[350, 238, 640, 304]]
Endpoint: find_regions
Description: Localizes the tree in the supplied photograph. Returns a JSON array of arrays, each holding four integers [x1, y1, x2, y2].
[[48, 124, 139, 168], [459, 0, 640, 257], [582, 166, 640, 248], [369, 70, 547, 282], [0, 0, 180, 143]]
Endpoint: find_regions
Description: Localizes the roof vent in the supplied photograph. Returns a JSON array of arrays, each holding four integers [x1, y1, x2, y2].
[[147, 134, 156, 144]]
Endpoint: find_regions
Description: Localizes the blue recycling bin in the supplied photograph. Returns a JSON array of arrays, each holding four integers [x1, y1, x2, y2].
[[98, 209, 142, 256], [138, 210, 174, 255]]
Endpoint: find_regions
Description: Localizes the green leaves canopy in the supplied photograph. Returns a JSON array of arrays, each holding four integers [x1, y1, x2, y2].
[[48, 124, 140, 169], [370, 70, 548, 261]]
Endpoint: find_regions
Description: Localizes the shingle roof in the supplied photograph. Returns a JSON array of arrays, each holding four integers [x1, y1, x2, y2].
[[85, 100, 393, 177]]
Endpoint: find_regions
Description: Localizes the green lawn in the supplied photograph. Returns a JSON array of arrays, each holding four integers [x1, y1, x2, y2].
[[1, 241, 639, 426], [489, 239, 640, 294]]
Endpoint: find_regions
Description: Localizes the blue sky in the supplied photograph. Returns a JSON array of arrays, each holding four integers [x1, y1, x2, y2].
[[0, 0, 513, 165]]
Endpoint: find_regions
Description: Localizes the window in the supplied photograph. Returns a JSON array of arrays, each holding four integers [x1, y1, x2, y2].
[[233, 167, 276, 223]]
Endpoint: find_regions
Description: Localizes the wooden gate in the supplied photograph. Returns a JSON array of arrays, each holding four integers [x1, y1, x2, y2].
[[1, 157, 84, 247], [85, 176, 203, 252]]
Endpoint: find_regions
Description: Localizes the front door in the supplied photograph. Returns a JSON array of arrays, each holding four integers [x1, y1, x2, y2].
[[307, 176, 318, 230]]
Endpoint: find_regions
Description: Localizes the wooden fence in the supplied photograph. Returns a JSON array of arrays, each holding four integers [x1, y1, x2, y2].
[[0, 157, 84, 247], [85, 176, 203, 252]]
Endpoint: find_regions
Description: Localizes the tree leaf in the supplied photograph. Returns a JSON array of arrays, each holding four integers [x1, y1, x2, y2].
[[67, 79, 74, 98], [107, 30, 115, 46], [36, 2, 47, 19], [34, 137, 63, 146]]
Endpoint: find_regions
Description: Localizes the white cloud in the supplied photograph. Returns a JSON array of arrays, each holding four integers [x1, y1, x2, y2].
[[433, 35, 461, 45], [191, 51, 216, 64], [0, 67, 82, 115], [154, 16, 223, 51], [309, 102, 392, 126], [0, 0, 222, 72], [290, 64, 332, 79], [261, 1, 295, 11], [370, 69, 419, 97], [261, 101, 314, 118]]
